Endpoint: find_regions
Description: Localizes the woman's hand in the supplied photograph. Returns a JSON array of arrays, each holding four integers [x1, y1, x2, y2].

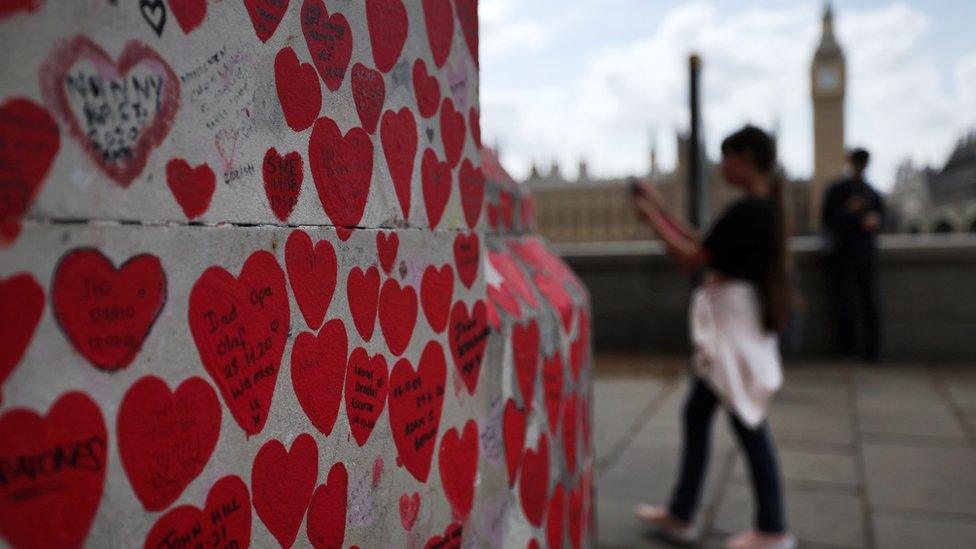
[[632, 187, 708, 274], [637, 179, 666, 208], [632, 194, 656, 225], [845, 195, 866, 214], [861, 211, 881, 232]]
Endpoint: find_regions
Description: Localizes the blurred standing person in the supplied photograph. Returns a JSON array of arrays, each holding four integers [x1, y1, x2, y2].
[[821, 149, 884, 362], [630, 126, 796, 549]]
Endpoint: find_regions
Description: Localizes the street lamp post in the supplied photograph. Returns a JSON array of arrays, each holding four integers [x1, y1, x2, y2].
[[688, 53, 707, 229]]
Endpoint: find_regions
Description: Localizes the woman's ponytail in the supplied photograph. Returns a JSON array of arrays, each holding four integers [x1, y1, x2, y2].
[[764, 167, 792, 333]]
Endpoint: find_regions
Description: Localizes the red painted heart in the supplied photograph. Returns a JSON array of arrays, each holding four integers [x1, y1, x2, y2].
[[438, 419, 478, 521], [380, 108, 417, 220], [351, 63, 386, 134], [275, 46, 322, 132], [40, 36, 180, 187], [306, 462, 348, 549], [503, 399, 526, 487], [453, 231, 480, 288], [372, 455, 384, 487], [291, 319, 348, 436], [519, 433, 550, 527], [301, 0, 353, 91], [388, 341, 446, 483], [425, 522, 463, 549], [0, 273, 43, 403], [422, 0, 454, 68], [454, 0, 479, 67], [448, 299, 488, 394], [535, 271, 574, 333], [366, 0, 408, 73], [581, 397, 591, 455], [252, 434, 318, 549], [166, 158, 215, 219], [399, 491, 421, 531], [499, 190, 515, 230], [490, 248, 537, 308], [568, 482, 584, 549], [458, 158, 484, 229], [0, 0, 44, 20], [144, 475, 251, 549], [468, 107, 481, 149], [214, 127, 239, 174], [167, 0, 207, 34], [264, 147, 304, 222], [512, 319, 540, 413], [0, 392, 107, 549], [439, 98, 466, 168], [0, 98, 59, 245], [485, 296, 500, 329], [487, 202, 500, 231], [570, 308, 589, 381], [309, 116, 374, 228], [53, 248, 166, 371], [562, 392, 578, 473], [511, 237, 582, 294], [285, 229, 337, 330], [189, 250, 289, 435], [118, 375, 221, 511], [421, 148, 452, 228], [543, 352, 565, 434], [244, 0, 289, 42], [546, 483, 566, 549], [347, 265, 380, 341], [345, 347, 389, 446], [413, 59, 441, 120], [420, 263, 453, 333], [376, 231, 399, 275], [378, 278, 418, 356], [487, 284, 521, 324]]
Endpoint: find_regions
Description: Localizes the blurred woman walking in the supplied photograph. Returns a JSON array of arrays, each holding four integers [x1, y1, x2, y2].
[[631, 126, 796, 549]]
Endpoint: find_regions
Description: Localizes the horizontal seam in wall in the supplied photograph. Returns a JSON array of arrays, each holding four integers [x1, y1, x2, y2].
[[21, 216, 532, 236]]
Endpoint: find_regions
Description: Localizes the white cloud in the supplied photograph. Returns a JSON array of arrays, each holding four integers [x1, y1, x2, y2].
[[480, 0, 553, 58], [482, 20, 553, 58], [959, 52, 976, 104], [480, 1, 976, 190], [840, 3, 971, 185]]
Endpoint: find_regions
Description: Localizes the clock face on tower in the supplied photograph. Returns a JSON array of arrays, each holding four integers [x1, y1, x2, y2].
[[817, 64, 841, 92]]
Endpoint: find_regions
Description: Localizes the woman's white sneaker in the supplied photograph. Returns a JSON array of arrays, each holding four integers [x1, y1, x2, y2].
[[634, 503, 700, 545]]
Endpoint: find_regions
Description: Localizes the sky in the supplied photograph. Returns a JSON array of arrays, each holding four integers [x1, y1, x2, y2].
[[478, 0, 976, 191]]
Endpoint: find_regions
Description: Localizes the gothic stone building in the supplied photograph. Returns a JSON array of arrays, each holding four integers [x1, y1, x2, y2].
[[890, 133, 976, 234], [524, 135, 812, 243]]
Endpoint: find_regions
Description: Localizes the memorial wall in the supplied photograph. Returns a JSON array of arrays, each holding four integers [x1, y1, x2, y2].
[[0, 1, 593, 547]]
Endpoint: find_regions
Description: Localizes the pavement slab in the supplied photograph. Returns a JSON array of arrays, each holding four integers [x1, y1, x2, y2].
[[594, 356, 976, 548], [731, 448, 858, 488], [861, 443, 976, 516], [710, 481, 865, 547], [872, 513, 976, 549]]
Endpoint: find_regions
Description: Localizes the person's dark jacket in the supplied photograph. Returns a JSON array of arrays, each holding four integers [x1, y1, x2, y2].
[[821, 176, 885, 255]]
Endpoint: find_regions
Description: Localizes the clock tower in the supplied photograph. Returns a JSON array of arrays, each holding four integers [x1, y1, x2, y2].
[[811, 2, 846, 228]]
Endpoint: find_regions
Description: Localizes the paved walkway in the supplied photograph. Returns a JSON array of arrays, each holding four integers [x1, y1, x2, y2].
[[593, 355, 976, 548]]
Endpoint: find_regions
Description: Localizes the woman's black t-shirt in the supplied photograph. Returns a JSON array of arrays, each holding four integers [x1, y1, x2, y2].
[[702, 196, 776, 287]]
